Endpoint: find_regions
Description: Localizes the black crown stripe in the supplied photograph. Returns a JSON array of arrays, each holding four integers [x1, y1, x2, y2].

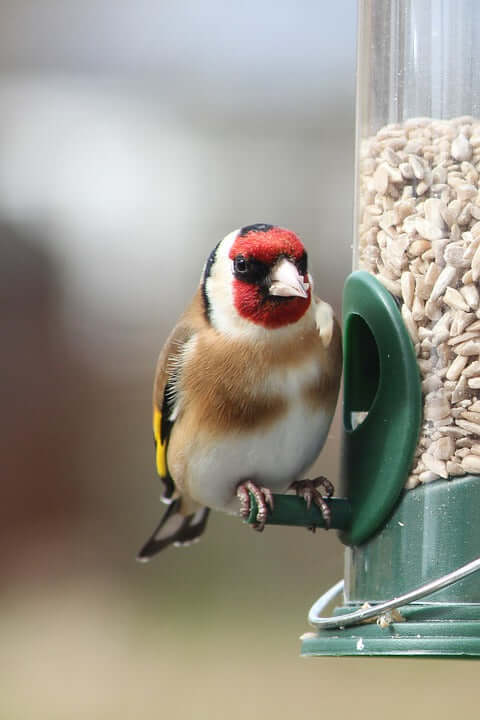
[[239, 223, 274, 236]]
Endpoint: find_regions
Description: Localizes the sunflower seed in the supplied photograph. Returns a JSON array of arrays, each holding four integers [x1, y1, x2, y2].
[[447, 461, 465, 476], [405, 474, 421, 489], [450, 310, 475, 336], [415, 218, 444, 240], [422, 453, 448, 478], [456, 437, 473, 448], [472, 245, 480, 281], [412, 296, 425, 321], [448, 331, 480, 346], [446, 355, 468, 380], [443, 286, 470, 311], [420, 470, 441, 483], [429, 436, 455, 460], [376, 274, 401, 296], [401, 304, 419, 342], [373, 164, 390, 194], [461, 411, 480, 423], [409, 239, 432, 257], [456, 419, 480, 434], [452, 375, 468, 403], [462, 360, 480, 377], [452, 134, 472, 161], [424, 391, 450, 421], [430, 265, 457, 301], [438, 425, 470, 436], [400, 271, 415, 309], [444, 242, 470, 268], [422, 376, 443, 393], [462, 454, 480, 473], [454, 339, 480, 355], [460, 284, 480, 309]]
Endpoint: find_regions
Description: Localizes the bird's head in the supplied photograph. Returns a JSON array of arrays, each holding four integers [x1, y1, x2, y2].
[[202, 224, 312, 337]]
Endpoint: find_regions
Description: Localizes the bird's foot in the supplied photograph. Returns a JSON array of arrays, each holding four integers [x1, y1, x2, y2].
[[290, 476, 334, 530], [236, 481, 274, 532]]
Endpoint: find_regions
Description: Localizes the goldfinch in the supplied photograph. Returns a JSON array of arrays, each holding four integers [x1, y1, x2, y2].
[[138, 223, 342, 560]]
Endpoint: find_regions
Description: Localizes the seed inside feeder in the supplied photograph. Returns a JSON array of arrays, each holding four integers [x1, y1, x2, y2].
[[359, 116, 480, 486]]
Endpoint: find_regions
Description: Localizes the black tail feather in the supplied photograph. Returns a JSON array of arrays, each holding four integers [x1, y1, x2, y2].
[[137, 500, 210, 561]]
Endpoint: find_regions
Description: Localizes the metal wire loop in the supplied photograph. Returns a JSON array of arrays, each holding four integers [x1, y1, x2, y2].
[[308, 555, 480, 630]]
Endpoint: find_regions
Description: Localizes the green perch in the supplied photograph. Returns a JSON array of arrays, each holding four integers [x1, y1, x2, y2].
[[246, 492, 352, 531]]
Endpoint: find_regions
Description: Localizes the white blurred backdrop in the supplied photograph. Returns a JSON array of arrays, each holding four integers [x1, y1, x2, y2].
[[0, 1, 355, 378]]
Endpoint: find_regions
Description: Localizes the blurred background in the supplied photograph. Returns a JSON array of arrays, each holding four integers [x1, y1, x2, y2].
[[1, 1, 477, 718]]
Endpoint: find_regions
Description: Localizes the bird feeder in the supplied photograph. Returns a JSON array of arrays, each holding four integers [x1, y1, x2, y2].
[[250, 0, 480, 657]]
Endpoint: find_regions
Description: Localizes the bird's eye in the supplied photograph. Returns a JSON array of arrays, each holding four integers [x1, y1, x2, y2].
[[297, 251, 308, 276], [233, 254, 268, 283], [234, 255, 249, 273]]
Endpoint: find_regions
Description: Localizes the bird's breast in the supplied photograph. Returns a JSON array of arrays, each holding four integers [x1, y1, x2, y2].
[[180, 334, 324, 433], [183, 358, 332, 512]]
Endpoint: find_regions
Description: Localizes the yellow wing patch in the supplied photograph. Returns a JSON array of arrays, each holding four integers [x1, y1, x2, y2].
[[153, 407, 167, 477]]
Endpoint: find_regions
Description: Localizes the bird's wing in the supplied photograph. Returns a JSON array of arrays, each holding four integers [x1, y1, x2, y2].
[[152, 291, 206, 502], [314, 296, 336, 349], [313, 294, 343, 404]]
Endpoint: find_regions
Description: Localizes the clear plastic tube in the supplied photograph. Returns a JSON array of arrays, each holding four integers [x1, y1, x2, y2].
[[354, 0, 480, 488], [355, 0, 480, 140]]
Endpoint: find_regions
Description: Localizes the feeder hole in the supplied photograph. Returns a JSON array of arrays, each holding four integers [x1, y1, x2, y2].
[[344, 314, 380, 431]]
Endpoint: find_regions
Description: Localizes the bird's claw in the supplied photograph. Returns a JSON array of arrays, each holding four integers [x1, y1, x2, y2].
[[291, 476, 333, 530], [237, 481, 274, 532]]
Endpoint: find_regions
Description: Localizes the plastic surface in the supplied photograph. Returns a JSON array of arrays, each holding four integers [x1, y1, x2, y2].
[[302, 475, 480, 657], [342, 271, 422, 545], [246, 494, 351, 531], [302, 603, 480, 657], [346, 475, 480, 604], [356, 0, 480, 139]]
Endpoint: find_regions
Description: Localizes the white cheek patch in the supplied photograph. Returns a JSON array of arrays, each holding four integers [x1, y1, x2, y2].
[[205, 232, 272, 339], [205, 228, 253, 337]]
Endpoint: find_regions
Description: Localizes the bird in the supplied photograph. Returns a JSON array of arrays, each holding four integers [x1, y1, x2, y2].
[[137, 223, 342, 560]]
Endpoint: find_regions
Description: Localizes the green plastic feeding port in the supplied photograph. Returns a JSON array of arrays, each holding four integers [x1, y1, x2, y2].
[[340, 272, 422, 547]]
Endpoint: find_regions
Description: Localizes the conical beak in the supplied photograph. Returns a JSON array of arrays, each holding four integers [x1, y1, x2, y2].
[[268, 258, 309, 298]]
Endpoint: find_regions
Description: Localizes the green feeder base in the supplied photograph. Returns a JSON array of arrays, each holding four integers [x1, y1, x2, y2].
[[301, 603, 480, 658], [302, 476, 480, 658]]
